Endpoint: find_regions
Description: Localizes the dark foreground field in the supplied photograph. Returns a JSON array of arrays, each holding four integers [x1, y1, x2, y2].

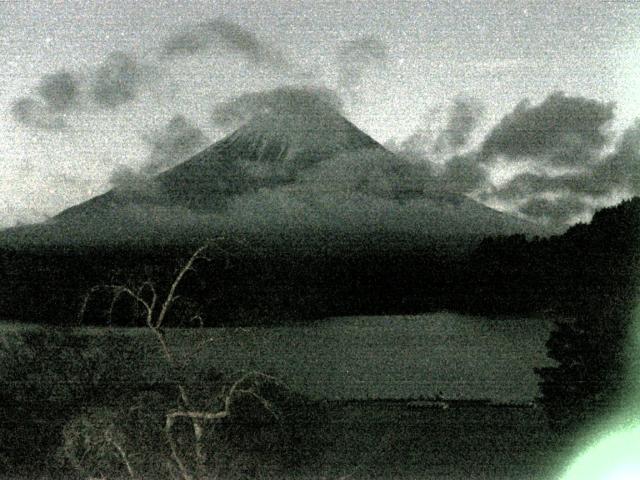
[[0, 323, 568, 479], [5, 401, 567, 480], [305, 401, 566, 480]]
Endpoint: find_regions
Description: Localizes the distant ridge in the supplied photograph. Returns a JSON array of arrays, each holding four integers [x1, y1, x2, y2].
[[1, 97, 533, 249], [56, 108, 382, 221]]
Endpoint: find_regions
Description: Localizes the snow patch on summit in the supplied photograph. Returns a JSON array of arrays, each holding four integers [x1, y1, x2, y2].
[[224, 110, 381, 163]]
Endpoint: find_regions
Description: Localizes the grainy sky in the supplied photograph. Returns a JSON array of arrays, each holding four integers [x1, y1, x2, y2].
[[1, 0, 639, 227]]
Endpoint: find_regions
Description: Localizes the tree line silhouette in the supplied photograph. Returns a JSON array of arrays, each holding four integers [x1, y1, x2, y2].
[[0, 198, 637, 328]]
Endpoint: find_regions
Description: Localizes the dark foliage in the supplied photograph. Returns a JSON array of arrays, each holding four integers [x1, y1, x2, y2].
[[530, 198, 638, 432], [466, 197, 639, 318], [461, 197, 639, 432], [0, 237, 469, 326], [0, 328, 327, 478], [0, 328, 178, 474], [1, 200, 637, 327]]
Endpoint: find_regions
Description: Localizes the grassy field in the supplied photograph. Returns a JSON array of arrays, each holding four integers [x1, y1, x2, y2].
[[300, 401, 568, 480], [0, 318, 569, 478]]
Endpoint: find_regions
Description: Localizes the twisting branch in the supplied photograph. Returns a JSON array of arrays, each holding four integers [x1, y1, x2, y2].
[[163, 369, 285, 480], [137, 280, 158, 317], [165, 415, 194, 480], [155, 245, 209, 329], [76, 241, 289, 480], [79, 284, 154, 326], [165, 371, 283, 426], [104, 428, 138, 480], [78, 246, 212, 479]]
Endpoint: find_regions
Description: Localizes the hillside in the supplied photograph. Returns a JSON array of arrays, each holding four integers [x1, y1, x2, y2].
[[1, 103, 531, 250], [0, 101, 553, 326]]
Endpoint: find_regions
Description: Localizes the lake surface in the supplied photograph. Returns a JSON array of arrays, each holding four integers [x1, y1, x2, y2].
[[163, 312, 555, 402], [1, 312, 554, 402]]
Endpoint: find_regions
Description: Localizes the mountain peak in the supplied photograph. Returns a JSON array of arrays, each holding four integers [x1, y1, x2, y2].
[[6, 92, 535, 247], [222, 108, 382, 164]]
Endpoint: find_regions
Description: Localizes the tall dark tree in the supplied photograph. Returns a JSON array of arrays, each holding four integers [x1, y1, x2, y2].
[[535, 198, 640, 432]]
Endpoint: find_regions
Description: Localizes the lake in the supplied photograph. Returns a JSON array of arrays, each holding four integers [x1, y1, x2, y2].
[[157, 312, 555, 402], [0, 312, 555, 402]]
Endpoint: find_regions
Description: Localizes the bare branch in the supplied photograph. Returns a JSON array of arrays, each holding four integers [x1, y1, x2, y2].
[[137, 280, 158, 314], [74, 240, 297, 480], [234, 389, 279, 419], [164, 416, 194, 480], [191, 313, 204, 328], [150, 325, 176, 365], [221, 370, 285, 418], [167, 409, 230, 422], [77, 292, 90, 325], [156, 245, 208, 328], [79, 284, 153, 326], [105, 430, 138, 480]]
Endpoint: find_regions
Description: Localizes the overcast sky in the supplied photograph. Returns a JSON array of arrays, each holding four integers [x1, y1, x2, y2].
[[1, 0, 639, 228]]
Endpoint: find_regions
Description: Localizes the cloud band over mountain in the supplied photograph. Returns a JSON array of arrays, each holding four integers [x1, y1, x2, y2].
[[162, 19, 287, 67], [479, 94, 637, 224], [6, 87, 532, 247], [210, 86, 344, 131]]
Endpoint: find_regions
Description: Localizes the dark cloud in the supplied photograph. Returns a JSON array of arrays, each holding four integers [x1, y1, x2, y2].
[[109, 166, 152, 191], [384, 107, 441, 160], [90, 142, 522, 243], [434, 98, 485, 153], [36, 71, 80, 112], [593, 119, 640, 194], [474, 94, 637, 226], [491, 171, 611, 201], [211, 86, 344, 130], [107, 166, 171, 206], [141, 115, 209, 175], [336, 35, 389, 97], [162, 19, 287, 67], [10, 97, 66, 130], [10, 53, 147, 130], [477, 117, 640, 228], [491, 119, 640, 205], [301, 148, 438, 200], [91, 52, 142, 108], [480, 92, 615, 165], [385, 130, 433, 161], [439, 154, 488, 194], [518, 196, 591, 225], [107, 115, 208, 200], [223, 166, 524, 239], [338, 35, 389, 62], [384, 98, 488, 195], [384, 93, 635, 224], [10, 70, 80, 130], [386, 99, 484, 162]]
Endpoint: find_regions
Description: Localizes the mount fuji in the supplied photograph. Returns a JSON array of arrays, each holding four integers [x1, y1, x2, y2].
[[0, 92, 542, 324], [2, 98, 533, 250]]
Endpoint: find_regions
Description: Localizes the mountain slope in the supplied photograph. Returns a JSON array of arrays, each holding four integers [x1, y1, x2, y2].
[[53, 109, 381, 220], [2, 105, 533, 249], [0, 99, 548, 325]]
